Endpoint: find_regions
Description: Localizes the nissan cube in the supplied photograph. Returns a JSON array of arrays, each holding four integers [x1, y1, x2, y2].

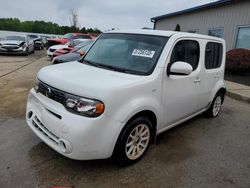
[[26, 30, 226, 165]]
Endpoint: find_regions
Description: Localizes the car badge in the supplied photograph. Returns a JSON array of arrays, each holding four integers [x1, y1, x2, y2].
[[45, 87, 52, 97]]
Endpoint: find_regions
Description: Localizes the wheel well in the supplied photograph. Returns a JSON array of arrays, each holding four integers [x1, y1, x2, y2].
[[217, 87, 226, 103], [124, 110, 157, 142]]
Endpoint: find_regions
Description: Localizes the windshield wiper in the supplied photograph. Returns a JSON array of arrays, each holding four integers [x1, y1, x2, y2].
[[81, 60, 146, 75], [96, 64, 145, 75], [82, 60, 100, 67]]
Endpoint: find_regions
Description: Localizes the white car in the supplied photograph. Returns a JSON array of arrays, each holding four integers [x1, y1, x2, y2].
[[26, 30, 226, 165], [0, 35, 34, 55], [47, 39, 90, 60]]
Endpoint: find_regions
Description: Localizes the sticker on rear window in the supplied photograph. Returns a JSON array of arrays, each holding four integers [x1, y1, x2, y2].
[[131, 49, 155, 58]]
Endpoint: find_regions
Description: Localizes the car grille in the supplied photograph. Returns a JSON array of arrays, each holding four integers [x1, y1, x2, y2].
[[37, 81, 65, 105], [32, 115, 60, 145], [2, 45, 19, 50]]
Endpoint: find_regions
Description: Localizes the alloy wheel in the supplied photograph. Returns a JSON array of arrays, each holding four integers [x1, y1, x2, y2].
[[125, 123, 150, 160]]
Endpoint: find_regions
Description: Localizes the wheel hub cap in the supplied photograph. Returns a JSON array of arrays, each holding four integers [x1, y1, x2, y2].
[[125, 123, 150, 160]]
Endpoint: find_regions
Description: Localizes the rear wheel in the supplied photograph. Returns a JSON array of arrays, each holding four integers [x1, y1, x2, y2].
[[113, 117, 152, 165], [204, 92, 223, 117]]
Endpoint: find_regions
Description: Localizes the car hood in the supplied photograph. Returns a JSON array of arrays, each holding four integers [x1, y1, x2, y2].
[[37, 61, 144, 100], [0, 40, 24, 45], [49, 44, 68, 50], [54, 52, 81, 63], [48, 38, 68, 44], [56, 48, 73, 54]]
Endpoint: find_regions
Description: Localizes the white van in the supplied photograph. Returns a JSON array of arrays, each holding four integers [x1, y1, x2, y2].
[[26, 30, 226, 165]]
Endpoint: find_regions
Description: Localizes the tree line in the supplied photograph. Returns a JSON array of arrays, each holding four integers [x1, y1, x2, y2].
[[0, 18, 102, 35]]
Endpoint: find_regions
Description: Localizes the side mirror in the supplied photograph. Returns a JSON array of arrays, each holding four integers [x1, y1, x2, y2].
[[168, 61, 193, 76], [79, 51, 86, 56]]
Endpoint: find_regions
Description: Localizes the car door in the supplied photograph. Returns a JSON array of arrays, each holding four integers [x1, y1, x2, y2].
[[198, 41, 224, 108], [161, 39, 202, 129]]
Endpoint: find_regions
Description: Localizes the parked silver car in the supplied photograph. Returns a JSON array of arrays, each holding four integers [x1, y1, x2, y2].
[[0, 35, 34, 55]]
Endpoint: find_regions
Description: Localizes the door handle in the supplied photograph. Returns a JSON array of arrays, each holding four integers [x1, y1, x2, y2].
[[194, 78, 201, 83]]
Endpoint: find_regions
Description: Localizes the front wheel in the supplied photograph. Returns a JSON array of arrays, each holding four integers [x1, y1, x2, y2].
[[204, 92, 223, 117], [113, 117, 152, 165]]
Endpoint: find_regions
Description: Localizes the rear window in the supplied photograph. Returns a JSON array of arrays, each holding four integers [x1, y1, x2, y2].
[[205, 42, 223, 69]]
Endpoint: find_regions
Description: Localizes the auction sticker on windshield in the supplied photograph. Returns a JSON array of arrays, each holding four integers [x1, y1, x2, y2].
[[132, 49, 155, 58]]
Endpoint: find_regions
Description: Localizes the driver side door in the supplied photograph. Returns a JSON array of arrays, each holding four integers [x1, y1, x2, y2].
[[161, 39, 202, 129]]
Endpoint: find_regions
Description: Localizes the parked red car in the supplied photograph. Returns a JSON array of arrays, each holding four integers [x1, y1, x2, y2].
[[47, 33, 93, 48]]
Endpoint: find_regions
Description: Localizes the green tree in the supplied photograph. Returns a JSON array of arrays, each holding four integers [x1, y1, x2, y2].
[[0, 17, 102, 35]]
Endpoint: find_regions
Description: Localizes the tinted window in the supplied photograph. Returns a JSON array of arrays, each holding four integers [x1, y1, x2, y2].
[[205, 42, 223, 69], [170, 40, 200, 70]]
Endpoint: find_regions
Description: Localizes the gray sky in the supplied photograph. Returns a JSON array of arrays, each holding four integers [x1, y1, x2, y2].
[[0, 0, 217, 31]]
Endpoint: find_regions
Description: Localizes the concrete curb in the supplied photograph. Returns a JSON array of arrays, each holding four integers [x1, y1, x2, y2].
[[225, 81, 250, 104], [226, 91, 250, 104]]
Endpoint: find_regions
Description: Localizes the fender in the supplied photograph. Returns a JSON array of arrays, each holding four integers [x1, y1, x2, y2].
[[110, 95, 161, 125], [209, 79, 226, 104]]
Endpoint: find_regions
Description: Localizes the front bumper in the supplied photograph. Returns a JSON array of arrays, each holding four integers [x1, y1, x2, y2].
[[47, 50, 53, 60], [26, 88, 123, 160], [0, 47, 26, 54]]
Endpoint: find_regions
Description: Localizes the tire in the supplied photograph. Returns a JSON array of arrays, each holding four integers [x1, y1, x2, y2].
[[113, 116, 152, 166], [204, 92, 224, 118], [25, 48, 29, 56]]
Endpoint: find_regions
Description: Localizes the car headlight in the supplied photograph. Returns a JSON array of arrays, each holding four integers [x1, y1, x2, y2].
[[20, 42, 27, 49], [65, 93, 105, 117], [33, 80, 104, 117], [33, 80, 39, 92]]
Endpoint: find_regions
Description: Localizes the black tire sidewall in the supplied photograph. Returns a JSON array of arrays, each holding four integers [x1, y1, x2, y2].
[[113, 116, 153, 165], [206, 92, 223, 118]]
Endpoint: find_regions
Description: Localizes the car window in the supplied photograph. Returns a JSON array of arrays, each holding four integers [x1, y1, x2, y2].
[[74, 35, 92, 39], [205, 42, 223, 69], [62, 33, 73, 39], [5, 36, 25, 41], [75, 41, 93, 50], [170, 40, 200, 71], [77, 43, 92, 53], [82, 33, 169, 75]]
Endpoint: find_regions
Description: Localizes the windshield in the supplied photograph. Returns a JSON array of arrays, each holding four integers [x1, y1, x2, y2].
[[65, 41, 70, 46], [82, 33, 168, 75], [77, 43, 92, 53], [5, 36, 25, 41], [62, 33, 73, 39], [75, 40, 93, 50], [28, 35, 39, 39]]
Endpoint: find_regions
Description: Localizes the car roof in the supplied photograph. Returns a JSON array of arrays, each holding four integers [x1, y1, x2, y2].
[[106, 29, 225, 42]]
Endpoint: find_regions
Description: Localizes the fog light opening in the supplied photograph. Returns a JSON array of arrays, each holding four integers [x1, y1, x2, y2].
[[27, 111, 33, 120], [58, 140, 67, 153]]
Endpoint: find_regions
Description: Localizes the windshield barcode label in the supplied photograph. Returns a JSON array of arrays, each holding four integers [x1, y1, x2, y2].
[[132, 49, 155, 58]]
